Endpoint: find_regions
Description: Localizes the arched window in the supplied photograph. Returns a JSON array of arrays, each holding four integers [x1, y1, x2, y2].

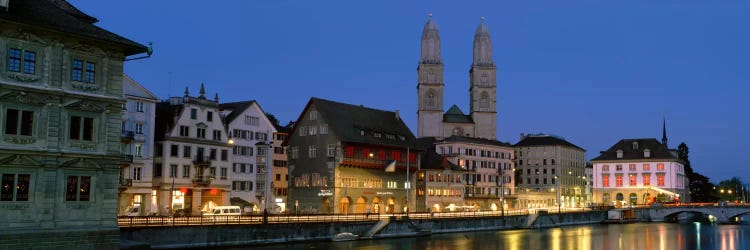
[[480, 72, 488, 85], [479, 92, 489, 111], [427, 71, 436, 83], [426, 92, 435, 108]]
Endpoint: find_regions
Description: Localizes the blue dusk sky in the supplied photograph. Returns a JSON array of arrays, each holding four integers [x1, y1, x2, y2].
[[69, 1, 749, 183]]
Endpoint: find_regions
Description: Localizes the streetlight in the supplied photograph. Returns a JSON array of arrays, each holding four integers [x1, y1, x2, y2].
[[554, 175, 560, 214]]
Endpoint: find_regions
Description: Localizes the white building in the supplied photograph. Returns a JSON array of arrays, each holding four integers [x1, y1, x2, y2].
[[219, 101, 277, 213], [153, 85, 232, 215], [118, 75, 158, 216], [591, 138, 688, 206]]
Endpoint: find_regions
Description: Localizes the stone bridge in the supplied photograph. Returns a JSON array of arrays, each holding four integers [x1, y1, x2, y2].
[[648, 205, 750, 223]]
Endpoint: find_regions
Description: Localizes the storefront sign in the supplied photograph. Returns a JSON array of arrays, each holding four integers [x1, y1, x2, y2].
[[318, 189, 333, 196], [376, 192, 393, 195]]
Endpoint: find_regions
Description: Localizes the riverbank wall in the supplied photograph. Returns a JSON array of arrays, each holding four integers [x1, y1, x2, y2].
[[121, 211, 607, 249]]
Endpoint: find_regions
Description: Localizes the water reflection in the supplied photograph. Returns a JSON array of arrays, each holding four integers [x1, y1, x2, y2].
[[241, 223, 750, 250]]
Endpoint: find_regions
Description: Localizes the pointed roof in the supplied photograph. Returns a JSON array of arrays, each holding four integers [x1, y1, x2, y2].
[[472, 16, 494, 67], [122, 74, 158, 101], [475, 17, 490, 36], [219, 100, 258, 124], [0, 0, 147, 56], [443, 105, 473, 123], [662, 119, 668, 147], [420, 13, 441, 64], [591, 138, 679, 162], [416, 137, 465, 171]]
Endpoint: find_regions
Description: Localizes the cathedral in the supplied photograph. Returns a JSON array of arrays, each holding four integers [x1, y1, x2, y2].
[[417, 16, 498, 140]]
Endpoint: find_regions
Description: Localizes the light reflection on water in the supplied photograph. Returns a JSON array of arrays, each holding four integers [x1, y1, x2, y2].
[[242, 223, 750, 250]]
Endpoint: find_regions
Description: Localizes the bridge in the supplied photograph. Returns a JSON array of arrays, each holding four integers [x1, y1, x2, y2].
[[647, 204, 750, 223]]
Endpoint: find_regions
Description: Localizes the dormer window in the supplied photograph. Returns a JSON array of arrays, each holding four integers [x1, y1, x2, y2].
[[616, 150, 623, 159], [632, 142, 639, 150], [374, 132, 381, 138], [644, 149, 651, 158]]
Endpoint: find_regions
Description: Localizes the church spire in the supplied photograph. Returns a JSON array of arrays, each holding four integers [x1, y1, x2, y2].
[[198, 82, 206, 99], [420, 13, 441, 64], [473, 16, 493, 67], [662, 118, 668, 147]]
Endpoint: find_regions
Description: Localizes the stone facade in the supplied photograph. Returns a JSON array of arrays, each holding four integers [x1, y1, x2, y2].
[[514, 134, 587, 209], [153, 86, 232, 215], [117, 75, 158, 216], [0, 0, 147, 247], [417, 16, 498, 140]]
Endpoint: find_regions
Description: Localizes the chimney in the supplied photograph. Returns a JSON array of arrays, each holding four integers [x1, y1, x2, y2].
[[520, 133, 525, 140]]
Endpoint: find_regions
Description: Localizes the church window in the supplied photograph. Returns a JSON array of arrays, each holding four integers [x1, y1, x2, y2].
[[479, 92, 490, 111], [427, 71, 436, 83], [426, 92, 435, 108], [480, 72, 488, 85]]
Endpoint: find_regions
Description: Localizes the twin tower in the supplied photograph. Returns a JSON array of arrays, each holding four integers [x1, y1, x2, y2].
[[417, 16, 497, 140]]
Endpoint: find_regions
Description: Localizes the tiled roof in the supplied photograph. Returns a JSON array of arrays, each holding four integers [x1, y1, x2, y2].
[[514, 134, 585, 151], [443, 105, 473, 123], [307, 97, 417, 149], [417, 137, 465, 171], [0, 0, 147, 55], [219, 101, 256, 124], [591, 138, 678, 162], [154, 102, 180, 141], [438, 135, 513, 148]]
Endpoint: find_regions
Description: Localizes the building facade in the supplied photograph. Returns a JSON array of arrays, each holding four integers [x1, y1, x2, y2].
[[0, 0, 148, 247], [415, 138, 467, 212], [591, 138, 688, 206], [153, 85, 232, 215], [271, 123, 291, 212], [286, 98, 420, 214], [514, 134, 587, 209], [434, 136, 514, 211], [417, 16, 497, 140], [117, 75, 158, 216], [219, 101, 277, 213]]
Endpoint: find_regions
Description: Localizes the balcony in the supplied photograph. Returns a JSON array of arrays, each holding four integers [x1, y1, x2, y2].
[[192, 176, 213, 186], [119, 178, 132, 187], [120, 154, 134, 164], [121, 130, 135, 142], [194, 155, 211, 166]]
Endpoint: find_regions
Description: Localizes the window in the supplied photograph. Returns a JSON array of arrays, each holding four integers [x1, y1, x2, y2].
[[69, 116, 94, 141], [1, 174, 30, 201], [299, 127, 307, 136], [169, 164, 178, 177], [656, 164, 665, 171], [309, 126, 317, 135], [602, 165, 609, 171], [183, 145, 191, 158], [616, 150, 623, 159], [207, 111, 213, 122], [221, 150, 228, 161], [276, 174, 281, 181], [320, 124, 328, 134], [629, 175, 636, 186], [179, 126, 189, 136], [136, 102, 144, 112], [71, 60, 95, 83], [327, 144, 336, 157], [615, 165, 622, 171], [190, 109, 197, 119], [244, 115, 259, 126], [209, 167, 217, 178], [628, 164, 636, 171], [134, 144, 143, 157], [133, 167, 142, 181], [644, 149, 651, 158], [602, 175, 609, 187], [290, 147, 299, 159], [7, 48, 36, 74], [212, 130, 222, 141], [643, 164, 650, 171], [309, 110, 318, 120], [135, 123, 144, 134], [643, 175, 650, 186], [170, 144, 179, 157], [615, 175, 623, 187], [154, 164, 162, 177], [182, 165, 190, 178], [65, 176, 91, 201], [657, 174, 665, 186], [197, 128, 206, 139], [4, 109, 33, 136], [221, 168, 227, 180], [309, 145, 317, 158], [210, 149, 217, 160]]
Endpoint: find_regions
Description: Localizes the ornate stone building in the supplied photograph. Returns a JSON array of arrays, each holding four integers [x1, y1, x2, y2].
[[0, 0, 148, 248], [417, 16, 497, 140]]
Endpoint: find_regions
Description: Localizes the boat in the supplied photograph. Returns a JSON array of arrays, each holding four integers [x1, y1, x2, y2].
[[603, 208, 638, 224], [332, 232, 359, 242]]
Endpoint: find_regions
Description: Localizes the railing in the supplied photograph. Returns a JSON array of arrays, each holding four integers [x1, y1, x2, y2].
[[121, 130, 135, 140], [192, 176, 212, 186], [121, 154, 134, 163], [194, 155, 211, 165]]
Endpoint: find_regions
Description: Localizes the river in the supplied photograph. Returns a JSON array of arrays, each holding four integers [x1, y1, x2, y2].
[[242, 223, 749, 250]]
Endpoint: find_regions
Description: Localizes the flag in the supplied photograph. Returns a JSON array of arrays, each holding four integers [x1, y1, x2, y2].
[[385, 160, 396, 172]]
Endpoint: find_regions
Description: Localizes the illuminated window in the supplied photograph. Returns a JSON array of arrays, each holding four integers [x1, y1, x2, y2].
[[1, 174, 30, 201], [628, 164, 636, 171], [65, 176, 91, 201], [615, 175, 623, 187], [602, 175, 609, 187], [643, 175, 650, 186], [643, 164, 650, 171], [657, 174, 665, 186], [629, 175, 636, 186], [656, 164, 665, 171]]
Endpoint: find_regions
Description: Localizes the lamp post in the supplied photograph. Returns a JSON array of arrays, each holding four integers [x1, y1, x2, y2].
[[554, 175, 560, 214]]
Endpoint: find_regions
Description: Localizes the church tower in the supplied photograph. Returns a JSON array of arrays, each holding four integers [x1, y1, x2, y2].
[[417, 14, 445, 138], [469, 17, 497, 139]]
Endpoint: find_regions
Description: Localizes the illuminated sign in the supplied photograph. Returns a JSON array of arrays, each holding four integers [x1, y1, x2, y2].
[[376, 192, 393, 195], [318, 189, 333, 196]]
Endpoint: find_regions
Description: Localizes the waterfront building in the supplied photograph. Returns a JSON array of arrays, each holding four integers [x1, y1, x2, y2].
[[584, 162, 593, 205], [591, 130, 688, 205], [118, 75, 158, 216], [417, 16, 498, 140], [219, 101, 277, 213], [286, 98, 420, 214], [434, 136, 514, 211], [0, 0, 148, 247], [271, 122, 291, 212], [415, 138, 466, 212], [514, 134, 587, 209], [153, 85, 232, 215]]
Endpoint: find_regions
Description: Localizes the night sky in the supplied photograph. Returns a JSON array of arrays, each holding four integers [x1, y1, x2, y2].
[[69, 1, 749, 183]]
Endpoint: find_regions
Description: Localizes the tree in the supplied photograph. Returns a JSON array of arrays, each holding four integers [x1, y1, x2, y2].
[[718, 177, 745, 202], [678, 142, 717, 202]]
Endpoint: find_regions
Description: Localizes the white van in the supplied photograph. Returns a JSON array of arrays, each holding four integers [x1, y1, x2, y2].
[[203, 206, 241, 216]]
